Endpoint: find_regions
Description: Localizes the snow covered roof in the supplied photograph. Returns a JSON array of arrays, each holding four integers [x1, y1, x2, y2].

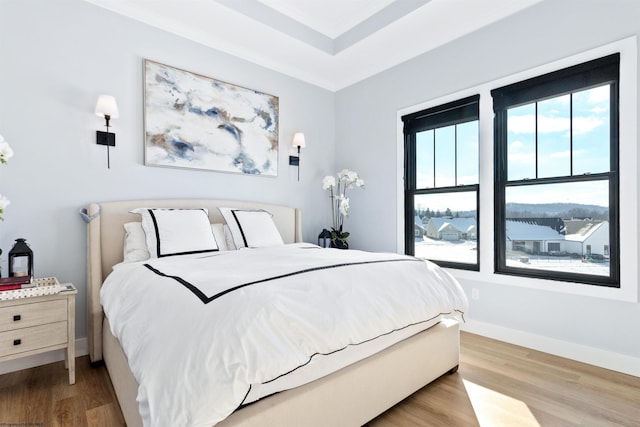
[[565, 222, 606, 242], [428, 217, 476, 232], [505, 220, 564, 241]]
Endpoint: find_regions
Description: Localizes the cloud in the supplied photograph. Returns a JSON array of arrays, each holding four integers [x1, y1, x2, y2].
[[587, 85, 609, 104], [507, 152, 535, 163], [508, 114, 604, 135], [550, 150, 570, 158], [508, 115, 535, 134], [573, 116, 604, 135]]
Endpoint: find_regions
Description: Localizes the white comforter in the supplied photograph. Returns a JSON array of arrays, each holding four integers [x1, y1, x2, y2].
[[101, 243, 468, 427]]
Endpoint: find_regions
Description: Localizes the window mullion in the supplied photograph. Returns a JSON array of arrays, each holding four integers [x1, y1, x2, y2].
[[454, 125, 458, 186], [432, 130, 436, 188], [570, 93, 574, 176], [535, 102, 539, 179]]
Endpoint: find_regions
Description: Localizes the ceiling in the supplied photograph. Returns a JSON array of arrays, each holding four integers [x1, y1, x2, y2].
[[84, 0, 542, 91]]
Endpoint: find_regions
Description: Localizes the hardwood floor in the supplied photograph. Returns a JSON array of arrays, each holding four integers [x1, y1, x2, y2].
[[0, 356, 125, 426], [1, 332, 638, 426], [368, 333, 640, 426]]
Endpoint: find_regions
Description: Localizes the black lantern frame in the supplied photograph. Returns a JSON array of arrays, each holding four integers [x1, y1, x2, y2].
[[8, 238, 33, 278], [318, 229, 332, 248]]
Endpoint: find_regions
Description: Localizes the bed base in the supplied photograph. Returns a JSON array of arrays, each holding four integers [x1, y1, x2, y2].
[[104, 318, 460, 427]]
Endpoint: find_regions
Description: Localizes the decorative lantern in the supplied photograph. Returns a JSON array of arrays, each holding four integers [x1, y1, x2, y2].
[[8, 238, 33, 278], [318, 229, 332, 248]]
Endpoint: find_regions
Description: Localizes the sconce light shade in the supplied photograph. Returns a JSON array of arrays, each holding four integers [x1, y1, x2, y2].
[[95, 95, 119, 119], [95, 95, 119, 169], [292, 132, 306, 148]]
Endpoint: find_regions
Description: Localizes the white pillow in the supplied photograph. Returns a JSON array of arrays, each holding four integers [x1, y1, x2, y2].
[[131, 208, 218, 258], [123, 222, 150, 262], [223, 224, 237, 250], [211, 223, 228, 251], [219, 208, 284, 248]]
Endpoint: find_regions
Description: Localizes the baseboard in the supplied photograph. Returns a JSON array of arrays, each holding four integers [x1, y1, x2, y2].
[[462, 320, 640, 378], [0, 337, 88, 375]]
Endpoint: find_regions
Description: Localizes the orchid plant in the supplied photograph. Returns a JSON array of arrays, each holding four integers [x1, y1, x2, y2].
[[321, 169, 364, 248], [0, 134, 12, 222], [0, 133, 13, 262]]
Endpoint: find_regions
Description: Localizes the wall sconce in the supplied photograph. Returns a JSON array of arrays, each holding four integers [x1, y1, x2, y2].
[[289, 132, 306, 181], [95, 94, 119, 169]]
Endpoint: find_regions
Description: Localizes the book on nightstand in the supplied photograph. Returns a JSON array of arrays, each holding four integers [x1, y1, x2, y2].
[[0, 275, 34, 290]]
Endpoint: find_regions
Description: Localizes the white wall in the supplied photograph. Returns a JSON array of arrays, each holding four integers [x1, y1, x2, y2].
[[336, 0, 640, 373], [0, 0, 336, 340]]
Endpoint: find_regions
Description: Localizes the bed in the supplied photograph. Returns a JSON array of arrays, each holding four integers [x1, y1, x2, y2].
[[85, 199, 467, 427]]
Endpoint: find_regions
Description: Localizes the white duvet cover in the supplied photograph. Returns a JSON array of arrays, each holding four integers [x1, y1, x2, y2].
[[101, 243, 468, 427]]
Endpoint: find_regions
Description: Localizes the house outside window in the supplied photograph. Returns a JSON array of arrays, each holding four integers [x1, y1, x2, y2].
[[402, 95, 480, 270], [492, 54, 620, 287]]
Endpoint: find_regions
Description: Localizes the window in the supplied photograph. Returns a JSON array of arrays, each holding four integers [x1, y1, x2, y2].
[[402, 95, 479, 270], [548, 242, 561, 252], [492, 54, 619, 287]]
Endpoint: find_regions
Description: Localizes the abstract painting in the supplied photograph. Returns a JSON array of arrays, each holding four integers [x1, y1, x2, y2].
[[144, 60, 279, 176]]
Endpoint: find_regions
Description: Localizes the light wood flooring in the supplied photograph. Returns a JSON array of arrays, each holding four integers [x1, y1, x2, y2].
[[0, 332, 638, 426]]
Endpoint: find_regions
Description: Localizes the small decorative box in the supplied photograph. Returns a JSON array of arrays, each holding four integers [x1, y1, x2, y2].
[[0, 277, 61, 301]]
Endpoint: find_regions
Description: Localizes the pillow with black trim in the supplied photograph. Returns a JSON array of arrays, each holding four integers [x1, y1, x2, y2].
[[219, 208, 284, 248], [130, 208, 218, 258]]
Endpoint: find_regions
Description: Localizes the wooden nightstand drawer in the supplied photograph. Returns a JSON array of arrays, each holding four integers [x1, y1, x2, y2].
[[0, 283, 77, 384], [0, 321, 67, 357], [0, 300, 67, 332]]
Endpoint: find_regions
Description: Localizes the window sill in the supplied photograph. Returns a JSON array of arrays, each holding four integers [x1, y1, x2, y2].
[[447, 267, 638, 302]]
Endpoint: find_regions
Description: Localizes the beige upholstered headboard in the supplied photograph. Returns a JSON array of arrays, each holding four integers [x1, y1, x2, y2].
[[86, 199, 302, 363]]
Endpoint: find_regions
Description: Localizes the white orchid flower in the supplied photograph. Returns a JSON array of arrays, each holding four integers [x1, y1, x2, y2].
[[322, 175, 336, 190], [355, 178, 365, 187], [339, 197, 350, 217], [338, 169, 351, 180], [0, 139, 14, 164], [0, 195, 9, 210]]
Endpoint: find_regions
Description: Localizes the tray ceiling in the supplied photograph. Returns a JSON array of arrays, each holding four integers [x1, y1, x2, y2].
[[84, 0, 542, 90]]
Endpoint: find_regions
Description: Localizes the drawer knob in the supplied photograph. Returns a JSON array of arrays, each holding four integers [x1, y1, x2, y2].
[[13, 339, 21, 346], [13, 315, 21, 321]]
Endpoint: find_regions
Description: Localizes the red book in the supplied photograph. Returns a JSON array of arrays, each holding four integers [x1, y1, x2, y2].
[[0, 284, 21, 291], [0, 275, 33, 287]]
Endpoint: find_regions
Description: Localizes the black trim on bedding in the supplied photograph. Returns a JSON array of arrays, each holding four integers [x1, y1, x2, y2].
[[148, 209, 162, 258], [143, 264, 210, 303], [144, 257, 422, 304], [230, 209, 249, 248]]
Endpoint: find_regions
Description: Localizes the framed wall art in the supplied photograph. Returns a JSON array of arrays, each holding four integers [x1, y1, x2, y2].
[[144, 60, 279, 176]]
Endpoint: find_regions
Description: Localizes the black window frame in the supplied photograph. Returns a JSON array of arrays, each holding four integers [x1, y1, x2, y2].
[[492, 54, 620, 287], [403, 94, 480, 271]]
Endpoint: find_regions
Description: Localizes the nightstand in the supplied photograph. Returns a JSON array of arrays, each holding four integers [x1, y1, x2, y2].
[[0, 283, 77, 384]]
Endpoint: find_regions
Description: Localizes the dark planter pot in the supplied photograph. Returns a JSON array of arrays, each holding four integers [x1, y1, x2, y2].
[[331, 237, 349, 250]]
